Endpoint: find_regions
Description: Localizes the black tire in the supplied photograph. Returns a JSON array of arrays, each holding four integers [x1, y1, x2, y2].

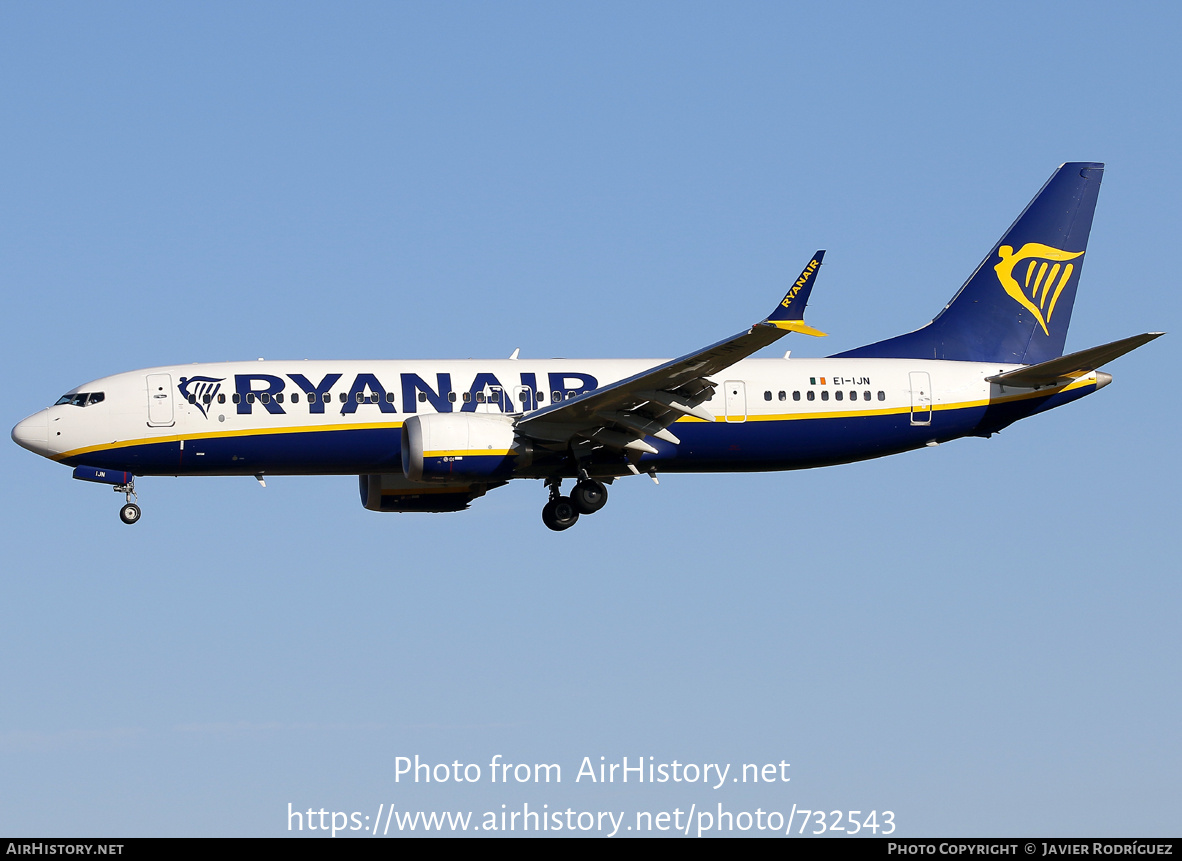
[[119, 503, 141, 525], [541, 496, 580, 531], [571, 479, 608, 514]]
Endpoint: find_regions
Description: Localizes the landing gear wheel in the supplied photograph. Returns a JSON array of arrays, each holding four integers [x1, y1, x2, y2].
[[571, 479, 608, 514], [119, 503, 141, 525], [542, 496, 580, 532]]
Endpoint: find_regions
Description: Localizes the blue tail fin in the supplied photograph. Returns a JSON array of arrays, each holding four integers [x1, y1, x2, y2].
[[834, 162, 1104, 364]]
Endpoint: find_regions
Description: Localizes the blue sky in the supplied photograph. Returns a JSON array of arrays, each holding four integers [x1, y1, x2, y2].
[[2, 2, 1178, 837]]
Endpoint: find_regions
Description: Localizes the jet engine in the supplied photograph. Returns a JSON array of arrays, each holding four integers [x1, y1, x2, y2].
[[400, 413, 532, 482]]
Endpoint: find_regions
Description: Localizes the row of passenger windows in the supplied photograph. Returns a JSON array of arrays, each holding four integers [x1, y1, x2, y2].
[[185, 389, 583, 406], [764, 390, 886, 402]]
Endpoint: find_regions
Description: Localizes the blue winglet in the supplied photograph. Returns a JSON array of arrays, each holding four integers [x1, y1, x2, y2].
[[764, 250, 827, 336]]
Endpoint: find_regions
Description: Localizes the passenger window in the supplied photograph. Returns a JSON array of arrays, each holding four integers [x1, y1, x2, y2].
[[260, 393, 270, 404], [821, 390, 829, 401], [202, 394, 212, 404], [806, 390, 815, 401], [386, 392, 395, 403], [877, 391, 885, 401], [779, 391, 786, 401], [232, 394, 241, 404], [291, 393, 299, 403], [835, 390, 843, 401], [322, 393, 331, 403], [463, 392, 472, 403], [552, 391, 561, 402], [218, 394, 226, 404], [764, 391, 772, 401], [355, 392, 363, 403], [849, 391, 856, 401], [418, 392, 427, 402], [246, 393, 255, 404], [188, 394, 197, 404], [793, 391, 801, 401], [863, 391, 871, 401], [448, 392, 456, 403], [476, 392, 486, 403], [339, 393, 347, 403]]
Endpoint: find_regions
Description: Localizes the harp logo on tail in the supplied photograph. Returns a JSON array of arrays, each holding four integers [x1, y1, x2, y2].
[[994, 243, 1085, 336]]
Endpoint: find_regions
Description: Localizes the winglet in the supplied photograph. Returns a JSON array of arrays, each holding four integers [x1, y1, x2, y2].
[[763, 250, 827, 336]]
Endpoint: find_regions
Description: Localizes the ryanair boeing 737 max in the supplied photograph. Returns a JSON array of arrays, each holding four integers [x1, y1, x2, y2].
[[11, 163, 1163, 530]]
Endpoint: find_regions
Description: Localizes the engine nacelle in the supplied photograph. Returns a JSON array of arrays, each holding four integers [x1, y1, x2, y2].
[[358, 473, 498, 513], [401, 413, 530, 483]]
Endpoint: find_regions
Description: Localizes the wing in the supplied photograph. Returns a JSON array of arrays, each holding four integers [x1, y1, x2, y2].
[[516, 251, 827, 457]]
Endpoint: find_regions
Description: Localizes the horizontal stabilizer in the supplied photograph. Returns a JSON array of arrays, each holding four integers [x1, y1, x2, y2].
[[986, 332, 1164, 387]]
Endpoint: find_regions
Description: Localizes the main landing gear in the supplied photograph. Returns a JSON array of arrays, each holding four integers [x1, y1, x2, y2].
[[114, 477, 141, 525], [541, 475, 609, 532]]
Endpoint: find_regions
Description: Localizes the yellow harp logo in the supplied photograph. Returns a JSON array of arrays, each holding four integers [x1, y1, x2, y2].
[[994, 243, 1084, 336]]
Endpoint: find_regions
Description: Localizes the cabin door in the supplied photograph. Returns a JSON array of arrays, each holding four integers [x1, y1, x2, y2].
[[909, 372, 932, 426], [146, 374, 175, 427], [724, 380, 747, 423]]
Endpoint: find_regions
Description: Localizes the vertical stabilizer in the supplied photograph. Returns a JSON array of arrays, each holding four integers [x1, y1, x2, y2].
[[834, 163, 1104, 364]]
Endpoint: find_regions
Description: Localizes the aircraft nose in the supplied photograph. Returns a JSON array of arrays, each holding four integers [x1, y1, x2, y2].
[[11, 410, 50, 457]]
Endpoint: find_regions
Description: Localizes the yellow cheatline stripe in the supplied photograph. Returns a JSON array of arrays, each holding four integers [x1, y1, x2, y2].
[[422, 450, 515, 457], [52, 420, 405, 462]]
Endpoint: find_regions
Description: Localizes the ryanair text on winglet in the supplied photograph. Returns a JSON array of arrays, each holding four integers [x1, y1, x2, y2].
[[780, 258, 821, 309]]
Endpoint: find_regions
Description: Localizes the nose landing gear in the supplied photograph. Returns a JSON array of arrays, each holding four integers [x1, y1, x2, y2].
[[114, 478, 141, 525]]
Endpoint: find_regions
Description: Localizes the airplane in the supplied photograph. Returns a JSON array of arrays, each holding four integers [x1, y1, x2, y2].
[[11, 162, 1163, 531]]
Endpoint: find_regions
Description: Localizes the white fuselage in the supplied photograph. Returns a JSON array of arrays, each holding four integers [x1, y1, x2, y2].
[[13, 357, 1101, 478]]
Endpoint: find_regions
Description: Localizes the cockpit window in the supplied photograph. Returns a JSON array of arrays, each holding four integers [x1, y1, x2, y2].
[[54, 392, 104, 407]]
